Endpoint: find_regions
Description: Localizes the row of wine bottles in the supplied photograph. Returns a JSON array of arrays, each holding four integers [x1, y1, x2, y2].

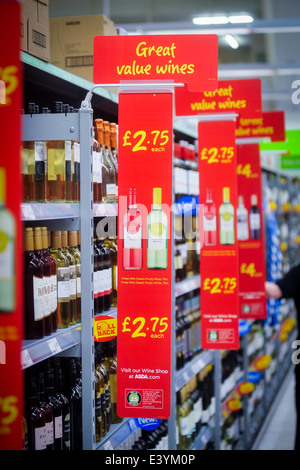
[[176, 364, 215, 450], [24, 227, 118, 340], [24, 357, 82, 450], [22, 102, 118, 204], [176, 289, 201, 370]]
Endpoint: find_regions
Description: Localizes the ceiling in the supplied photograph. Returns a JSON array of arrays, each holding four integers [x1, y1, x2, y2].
[[50, 0, 300, 131]]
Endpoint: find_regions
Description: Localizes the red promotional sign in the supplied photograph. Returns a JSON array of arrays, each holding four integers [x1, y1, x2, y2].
[[236, 111, 285, 141], [198, 120, 239, 350], [93, 35, 218, 91], [117, 92, 173, 418], [0, 1, 23, 450], [237, 143, 267, 319], [175, 78, 262, 118]]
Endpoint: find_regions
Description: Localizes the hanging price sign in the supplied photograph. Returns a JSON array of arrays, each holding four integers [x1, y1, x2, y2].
[[198, 120, 240, 350], [237, 143, 267, 320], [236, 111, 285, 142], [0, 2, 23, 450], [117, 92, 173, 419]]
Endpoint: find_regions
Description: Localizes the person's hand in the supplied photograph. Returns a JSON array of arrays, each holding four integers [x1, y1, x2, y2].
[[265, 281, 282, 299]]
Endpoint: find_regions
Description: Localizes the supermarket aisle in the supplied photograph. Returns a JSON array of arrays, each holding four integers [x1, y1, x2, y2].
[[252, 366, 296, 450]]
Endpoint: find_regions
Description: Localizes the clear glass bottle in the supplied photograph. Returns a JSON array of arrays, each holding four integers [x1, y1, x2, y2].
[[61, 231, 76, 325], [49, 231, 70, 329], [95, 119, 117, 203], [46, 101, 66, 202], [219, 187, 235, 245], [123, 187, 142, 270], [68, 231, 81, 323], [237, 195, 249, 241], [147, 187, 168, 269]]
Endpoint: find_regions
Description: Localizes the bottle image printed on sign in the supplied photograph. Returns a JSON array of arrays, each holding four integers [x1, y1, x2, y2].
[[147, 187, 168, 270], [236, 195, 249, 241], [123, 187, 142, 270], [219, 187, 235, 245], [249, 194, 261, 239], [203, 187, 217, 246], [0, 167, 16, 312]]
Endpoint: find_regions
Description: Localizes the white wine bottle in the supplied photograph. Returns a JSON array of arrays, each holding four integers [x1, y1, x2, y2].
[[147, 188, 168, 270]]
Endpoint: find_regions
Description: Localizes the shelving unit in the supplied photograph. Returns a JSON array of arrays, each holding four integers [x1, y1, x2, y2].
[[20, 53, 298, 452]]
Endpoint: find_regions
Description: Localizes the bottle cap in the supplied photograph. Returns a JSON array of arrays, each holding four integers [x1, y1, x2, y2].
[[24, 227, 34, 252], [238, 195, 244, 206], [51, 230, 62, 249], [223, 187, 230, 202], [61, 230, 68, 247], [68, 230, 78, 247], [0, 167, 6, 203], [33, 227, 43, 251], [153, 187, 162, 205], [41, 227, 49, 250]]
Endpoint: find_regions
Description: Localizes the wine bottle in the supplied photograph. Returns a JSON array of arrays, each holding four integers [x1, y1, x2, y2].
[[72, 108, 81, 202], [65, 359, 82, 450], [92, 127, 102, 203], [24, 227, 45, 339], [104, 234, 118, 307], [203, 187, 217, 246], [44, 366, 63, 450], [49, 231, 70, 329], [26, 375, 47, 451], [37, 371, 54, 450], [97, 238, 112, 311], [68, 231, 81, 323], [237, 195, 249, 241], [219, 187, 235, 245], [53, 360, 71, 450], [147, 187, 168, 269], [102, 339, 122, 424], [61, 231, 76, 325], [96, 343, 111, 432], [46, 102, 65, 202], [93, 238, 100, 315], [249, 194, 261, 239], [33, 227, 52, 336], [110, 122, 118, 198], [95, 119, 117, 203], [0, 167, 16, 312], [41, 227, 57, 333], [23, 103, 37, 202], [123, 187, 142, 270], [64, 105, 73, 202]]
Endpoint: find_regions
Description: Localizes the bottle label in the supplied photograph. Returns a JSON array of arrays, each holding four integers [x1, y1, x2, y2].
[[34, 141, 46, 182], [0, 231, 13, 280], [35, 425, 47, 450], [51, 274, 58, 312], [106, 183, 117, 196], [148, 222, 167, 250], [69, 265, 76, 299], [220, 212, 234, 232], [203, 214, 216, 231], [76, 263, 81, 295], [74, 142, 80, 163], [123, 218, 142, 249], [98, 268, 104, 296], [43, 274, 52, 317], [250, 213, 260, 230], [45, 420, 54, 446], [57, 267, 70, 301], [33, 275, 44, 321], [55, 415, 63, 439]]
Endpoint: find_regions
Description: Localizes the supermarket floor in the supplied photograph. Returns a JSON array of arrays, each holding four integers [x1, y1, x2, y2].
[[251, 366, 297, 450]]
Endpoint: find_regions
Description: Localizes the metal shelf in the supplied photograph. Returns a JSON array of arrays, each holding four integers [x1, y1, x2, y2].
[[96, 418, 138, 450], [175, 274, 200, 297], [21, 324, 81, 369], [175, 350, 214, 392], [21, 203, 80, 221]]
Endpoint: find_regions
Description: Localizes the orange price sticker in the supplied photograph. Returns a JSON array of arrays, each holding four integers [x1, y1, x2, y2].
[[94, 316, 117, 342], [226, 398, 242, 412], [254, 354, 272, 371], [237, 381, 255, 396]]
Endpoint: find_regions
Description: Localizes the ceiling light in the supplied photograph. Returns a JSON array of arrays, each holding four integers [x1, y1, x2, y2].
[[193, 16, 229, 25], [228, 15, 254, 24], [225, 34, 239, 49]]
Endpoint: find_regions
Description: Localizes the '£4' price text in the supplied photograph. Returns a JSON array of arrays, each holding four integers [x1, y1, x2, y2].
[[203, 277, 237, 294], [200, 146, 234, 164], [240, 263, 262, 278], [122, 129, 169, 152], [122, 316, 168, 339]]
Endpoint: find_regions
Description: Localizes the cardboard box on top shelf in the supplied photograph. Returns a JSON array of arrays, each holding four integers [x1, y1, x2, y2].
[[21, 0, 50, 62], [50, 14, 117, 82]]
